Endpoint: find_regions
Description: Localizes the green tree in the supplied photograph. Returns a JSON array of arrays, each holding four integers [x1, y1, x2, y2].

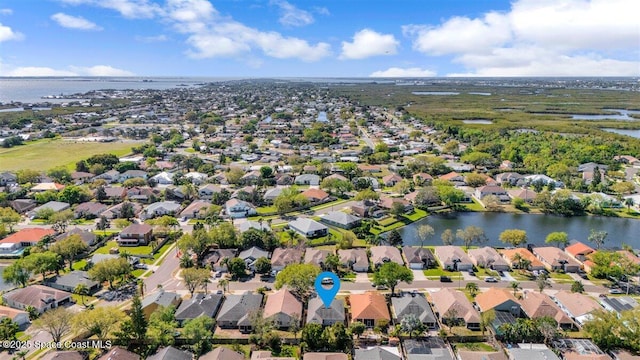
[[49, 209, 74, 233], [588, 229, 608, 249], [464, 173, 488, 188], [323, 253, 340, 273], [227, 257, 247, 279], [74, 284, 89, 305], [461, 152, 496, 168], [33, 307, 73, 343], [47, 167, 71, 183], [301, 323, 324, 351], [182, 267, 211, 297], [456, 226, 487, 249], [58, 185, 87, 205], [499, 229, 528, 247], [571, 280, 585, 293], [372, 262, 413, 295], [49, 234, 88, 271], [354, 189, 379, 201], [387, 229, 403, 246], [349, 321, 366, 339], [73, 306, 125, 340], [417, 224, 434, 248], [441, 229, 455, 245], [89, 257, 132, 289], [96, 215, 110, 234], [147, 306, 178, 349], [510, 281, 521, 297], [465, 282, 479, 297], [24, 251, 61, 281], [536, 273, 551, 293], [2, 260, 30, 287], [583, 310, 623, 351], [545, 231, 569, 249], [274, 263, 321, 301], [254, 257, 272, 275], [0, 318, 19, 341], [183, 317, 215, 356], [0, 207, 21, 232], [177, 228, 211, 266]]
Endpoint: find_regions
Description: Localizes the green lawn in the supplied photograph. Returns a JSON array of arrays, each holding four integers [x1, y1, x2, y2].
[[377, 216, 399, 227], [463, 199, 486, 212], [94, 240, 153, 255], [424, 268, 462, 279], [402, 208, 428, 221], [256, 205, 278, 214], [72, 259, 88, 271], [454, 342, 495, 352], [0, 138, 138, 171], [549, 272, 573, 280]]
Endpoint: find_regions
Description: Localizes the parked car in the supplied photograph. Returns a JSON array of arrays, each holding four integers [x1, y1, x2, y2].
[[498, 271, 505, 277], [609, 288, 624, 294], [440, 276, 452, 282], [321, 277, 334, 285], [485, 277, 498, 283]]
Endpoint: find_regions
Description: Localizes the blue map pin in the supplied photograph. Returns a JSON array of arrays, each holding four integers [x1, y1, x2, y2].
[[315, 271, 340, 308]]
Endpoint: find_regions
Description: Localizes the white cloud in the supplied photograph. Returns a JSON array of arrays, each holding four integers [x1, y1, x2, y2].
[[58, 0, 161, 19], [313, 6, 330, 16], [370, 67, 437, 77], [0, 9, 13, 15], [2, 64, 134, 76], [135, 34, 168, 42], [404, 0, 640, 76], [0, 22, 22, 42], [340, 29, 399, 60], [71, 65, 135, 76], [51, 13, 102, 31], [59, 0, 331, 62], [270, 0, 314, 27]]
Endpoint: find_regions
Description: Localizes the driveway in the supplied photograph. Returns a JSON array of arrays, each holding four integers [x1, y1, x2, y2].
[[568, 272, 595, 287], [412, 269, 427, 281]]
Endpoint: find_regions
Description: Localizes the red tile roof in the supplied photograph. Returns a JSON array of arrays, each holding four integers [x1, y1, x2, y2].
[[0, 228, 55, 244], [565, 242, 595, 258]]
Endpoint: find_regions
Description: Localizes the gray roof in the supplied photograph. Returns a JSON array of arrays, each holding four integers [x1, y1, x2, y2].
[[402, 246, 435, 264], [147, 347, 193, 360], [306, 297, 345, 324], [47, 271, 99, 290], [294, 174, 320, 185], [56, 228, 97, 245], [354, 347, 401, 360], [141, 291, 181, 309], [391, 295, 436, 324], [238, 246, 269, 261], [237, 220, 271, 233], [508, 347, 560, 360], [175, 293, 223, 322], [30, 201, 70, 214], [146, 201, 181, 213], [216, 292, 263, 325], [404, 339, 453, 360], [200, 347, 244, 360], [289, 218, 327, 234], [320, 211, 361, 226]]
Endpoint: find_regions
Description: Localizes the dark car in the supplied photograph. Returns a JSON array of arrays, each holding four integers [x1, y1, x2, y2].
[[498, 271, 505, 277], [440, 276, 452, 282]]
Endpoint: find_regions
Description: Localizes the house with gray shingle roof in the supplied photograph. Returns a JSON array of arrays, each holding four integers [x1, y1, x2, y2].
[[141, 291, 181, 319], [370, 246, 404, 268], [391, 294, 437, 329], [319, 211, 362, 229], [238, 246, 269, 271], [147, 346, 193, 360], [175, 293, 224, 325], [216, 292, 263, 332], [270, 248, 302, 271], [304, 249, 331, 267], [289, 218, 328, 238], [142, 201, 181, 220], [200, 347, 244, 360], [402, 246, 436, 269], [338, 248, 369, 272], [294, 174, 320, 186], [45, 271, 100, 294], [306, 297, 345, 326]]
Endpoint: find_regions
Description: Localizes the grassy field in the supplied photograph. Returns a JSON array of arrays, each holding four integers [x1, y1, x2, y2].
[[0, 138, 138, 171]]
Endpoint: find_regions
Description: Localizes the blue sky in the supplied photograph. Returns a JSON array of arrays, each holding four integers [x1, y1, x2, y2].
[[0, 0, 638, 77]]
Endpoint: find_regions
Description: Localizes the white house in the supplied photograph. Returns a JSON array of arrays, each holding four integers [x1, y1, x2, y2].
[[225, 199, 257, 218]]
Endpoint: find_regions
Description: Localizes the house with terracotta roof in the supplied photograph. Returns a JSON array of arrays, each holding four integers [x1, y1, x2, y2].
[[507, 188, 537, 203], [433, 246, 473, 271], [520, 292, 575, 329], [180, 200, 212, 219], [475, 288, 521, 315], [565, 242, 596, 262], [382, 173, 402, 187], [413, 173, 433, 185], [301, 188, 330, 202], [0, 305, 29, 327], [532, 246, 581, 273], [369, 246, 404, 268], [270, 248, 302, 272], [303, 353, 348, 360], [31, 182, 65, 192], [552, 290, 603, 326], [263, 288, 302, 329], [3, 285, 72, 314], [439, 172, 465, 186], [468, 247, 511, 271], [499, 248, 545, 271], [430, 288, 480, 330], [378, 196, 413, 213], [349, 292, 390, 328], [0, 228, 55, 255]]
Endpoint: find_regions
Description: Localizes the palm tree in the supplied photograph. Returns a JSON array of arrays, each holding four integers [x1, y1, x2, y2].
[[510, 281, 521, 297], [285, 229, 299, 247], [74, 284, 89, 306], [465, 282, 479, 298], [218, 278, 229, 294], [625, 197, 635, 213], [13, 349, 28, 360]]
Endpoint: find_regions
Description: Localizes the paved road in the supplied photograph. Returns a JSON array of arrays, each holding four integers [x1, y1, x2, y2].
[[358, 126, 375, 149], [144, 246, 182, 293]]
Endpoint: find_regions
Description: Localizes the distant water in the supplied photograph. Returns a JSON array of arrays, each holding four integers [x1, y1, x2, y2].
[[602, 128, 640, 138], [412, 91, 460, 95], [0, 77, 234, 104], [463, 119, 493, 124]]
